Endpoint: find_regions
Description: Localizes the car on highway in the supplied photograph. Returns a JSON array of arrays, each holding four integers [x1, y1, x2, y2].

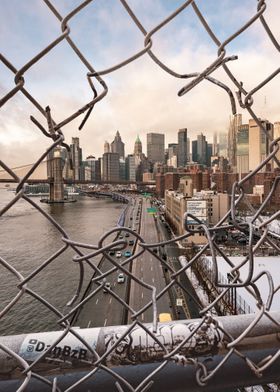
[[116, 251, 122, 258], [117, 273, 125, 283], [124, 250, 132, 257], [103, 282, 111, 293], [119, 235, 124, 239], [125, 233, 130, 237], [109, 250, 115, 256], [129, 240, 134, 246]]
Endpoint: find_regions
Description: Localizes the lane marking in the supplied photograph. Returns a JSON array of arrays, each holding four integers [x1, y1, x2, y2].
[[109, 297, 112, 304], [151, 266, 153, 271], [142, 314, 144, 321], [95, 298, 99, 305], [141, 292, 144, 299], [152, 278, 155, 283], [87, 321, 91, 328], [104, 318, 107, 327]]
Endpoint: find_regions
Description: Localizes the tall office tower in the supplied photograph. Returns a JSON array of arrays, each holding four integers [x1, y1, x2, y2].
[[274, 122, 280, 161], [84, 155, 101, 181], [104, 140, 110, 153], [228, 114, 242, 170], [70, 137, 83, 180], [192, 140, 198, 162], [197, 133, 207, 166], [111, 130, 125, 159], [213, 132, 218, 156], [125, 154, 136, 181], [134, 135, 142, 155], [187, 137, 191, 162], [168, 143, 178, 160], [236, 124, 249, 178], [207, 143, 213, 167], [177, 128, 188, 167], [249, 118, 273, 172], [102, 152, 120, 182], [219, 132, 228, 158], [147, 133, 165, 163]]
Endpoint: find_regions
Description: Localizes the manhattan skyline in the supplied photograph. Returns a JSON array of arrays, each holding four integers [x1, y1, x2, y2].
[[0, 0, 279, 166]]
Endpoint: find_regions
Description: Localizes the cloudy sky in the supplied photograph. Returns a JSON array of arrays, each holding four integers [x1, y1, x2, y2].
[[0, 0, 279, 167]]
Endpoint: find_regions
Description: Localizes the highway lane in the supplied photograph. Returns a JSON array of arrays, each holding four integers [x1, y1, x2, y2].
[[74, 197, 141, 328], [129, 197, 171, 323]]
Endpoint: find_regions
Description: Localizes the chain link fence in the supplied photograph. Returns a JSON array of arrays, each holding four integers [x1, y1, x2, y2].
[[1, 0, 280, 391]]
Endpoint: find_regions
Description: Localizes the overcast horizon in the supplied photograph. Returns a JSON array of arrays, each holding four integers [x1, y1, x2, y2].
[[1, 0, 280, 167]]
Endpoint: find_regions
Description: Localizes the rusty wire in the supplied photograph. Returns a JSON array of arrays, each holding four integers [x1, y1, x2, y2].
[[0, 0, 280, 391]]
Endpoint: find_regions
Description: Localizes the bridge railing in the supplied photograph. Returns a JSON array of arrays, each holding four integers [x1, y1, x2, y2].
[[1, 1, 280, 391]]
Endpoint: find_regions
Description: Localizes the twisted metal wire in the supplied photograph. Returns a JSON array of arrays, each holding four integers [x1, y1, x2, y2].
[[1, 0, 280, 390]]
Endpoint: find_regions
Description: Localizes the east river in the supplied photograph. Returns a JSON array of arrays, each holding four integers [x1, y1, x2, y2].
[[0, 188, 124, 336]]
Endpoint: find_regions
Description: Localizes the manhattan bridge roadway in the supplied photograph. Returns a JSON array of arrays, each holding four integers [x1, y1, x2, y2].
[[73, 196, 184, 328]]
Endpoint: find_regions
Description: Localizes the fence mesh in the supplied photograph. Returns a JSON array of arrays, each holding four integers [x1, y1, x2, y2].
[[1, 0, 280, 391]]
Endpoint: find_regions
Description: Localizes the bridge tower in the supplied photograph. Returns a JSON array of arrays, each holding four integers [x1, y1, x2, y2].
[[48, 148, 64, 202]]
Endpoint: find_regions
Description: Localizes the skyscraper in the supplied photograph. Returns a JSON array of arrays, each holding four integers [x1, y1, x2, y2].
[[147, 133, 165, 163], [177, 128, 188, 167], [248, 119, 273, 172], [70, 137, 82, 180], [197, 133, 207, 166], [102, 152, 120, 182], [111, 131, 125, 159], [104, 141, 110, 153], [134, 135, 142, 155], [213, 132, 218, 156], [192, 140, 198, 162], [228, 114, 242, 170], [236, 124, 249, 177]]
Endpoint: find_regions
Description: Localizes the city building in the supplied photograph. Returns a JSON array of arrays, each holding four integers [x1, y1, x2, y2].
[[228, 113, 242, 170], [274, 122, 280, 161], [84, 155, 101, 181], [165, 189, 229, 245], [192, 140, 198, 163], [104, 140, 110, 153], [197, 133, 207, 166], [125, 154, 136, 181], [111, 131, 125, 159], [134, 135, 142, 155], [213, 132, 218, 156], [147, 132, 165, 163], [177, 128, 188, 167], [236, 123, 249, 178], [70, 137, 83, 181], [248, 118, 273, 172], [218, 132, 228, 158], [102, 152, 120, 182]]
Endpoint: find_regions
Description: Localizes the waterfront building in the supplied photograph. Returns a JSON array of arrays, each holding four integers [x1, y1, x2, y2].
[[147, 132, 165, 163], [177, 128, 188, 167], [111, 130, 125, 159], [102, 152, 120, 182], [70, 137, 83, 181]]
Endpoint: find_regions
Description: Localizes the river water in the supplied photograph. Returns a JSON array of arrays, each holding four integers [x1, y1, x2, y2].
[[0, 188, 123, 336]]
